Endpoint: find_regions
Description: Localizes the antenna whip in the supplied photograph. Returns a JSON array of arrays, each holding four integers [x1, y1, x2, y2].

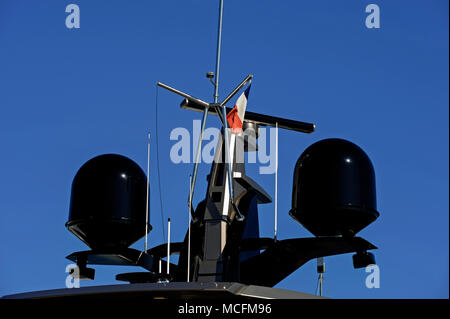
[[155, 84, 166, 242]]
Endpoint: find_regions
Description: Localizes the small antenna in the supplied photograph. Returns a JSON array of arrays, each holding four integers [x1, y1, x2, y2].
[[274, 122, 278, 241], [145, 133, 151, 253], [167, 218, 171, 275], [273, 122, 278, 241], [187, 175, 192, 282], [157, 258, 163, 284]]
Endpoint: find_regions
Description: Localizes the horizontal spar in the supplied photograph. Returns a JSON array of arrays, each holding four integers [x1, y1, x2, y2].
[[180, 99, 316, 134], [157, 82, 210, 108]]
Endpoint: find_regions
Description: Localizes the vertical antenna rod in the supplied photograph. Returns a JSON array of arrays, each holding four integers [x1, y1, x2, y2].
[[215, 0, 242, 220], [214, 0, 224, 104], [187, 175, 192, 282], [188, 0, 227, 216], [145, 133, 151, 252], [274, 123, 278, 241], [188, 107, 209, 213], [187, 0, 225, 213], [167, 218, 171, 275], [186, 0, 225, 212]]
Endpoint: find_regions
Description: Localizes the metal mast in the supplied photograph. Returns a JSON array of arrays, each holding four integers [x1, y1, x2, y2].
[[214, 0, 224, 105], [188, 0, 224, 217], [214, 0, 242, 221]]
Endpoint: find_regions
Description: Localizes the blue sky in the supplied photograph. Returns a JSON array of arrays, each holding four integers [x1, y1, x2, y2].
[[0, 0, 448, 298]]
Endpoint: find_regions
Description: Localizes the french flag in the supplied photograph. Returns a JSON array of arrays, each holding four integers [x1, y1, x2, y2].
[[226, 84, 251, 134]]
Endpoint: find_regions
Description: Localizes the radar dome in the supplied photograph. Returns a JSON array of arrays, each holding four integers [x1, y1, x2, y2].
[[290, 138, 379, 237], [66, 154, 151, 250]]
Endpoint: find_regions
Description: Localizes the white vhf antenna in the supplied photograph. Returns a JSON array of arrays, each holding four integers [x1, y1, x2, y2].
[[145, 133, 150, 252], [167, 218, 171, 275], [274, 122, 279, 241], [187, 175, 192, 282]]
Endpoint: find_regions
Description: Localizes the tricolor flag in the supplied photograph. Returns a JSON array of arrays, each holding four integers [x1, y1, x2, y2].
[[226, 85, 251, 134]]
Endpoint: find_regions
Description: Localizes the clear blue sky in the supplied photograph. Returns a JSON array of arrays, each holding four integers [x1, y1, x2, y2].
[[0, 0, 448, 298]]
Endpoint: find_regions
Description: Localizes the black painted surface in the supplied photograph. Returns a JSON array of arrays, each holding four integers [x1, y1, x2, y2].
[[290, 138, 379, 237], [67, 154, 151, 250]]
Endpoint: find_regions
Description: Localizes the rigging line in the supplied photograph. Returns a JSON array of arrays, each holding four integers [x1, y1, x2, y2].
[[155, 84, 166, 242]]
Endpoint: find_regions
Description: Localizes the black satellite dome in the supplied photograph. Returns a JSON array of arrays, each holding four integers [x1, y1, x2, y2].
[[66, 154, 151, 250], [290, 138, 379, 237]]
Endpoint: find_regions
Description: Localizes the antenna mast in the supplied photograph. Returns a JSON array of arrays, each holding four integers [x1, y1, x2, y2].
[[187, 0, 224, 214], [155, 0, 312, 283], [213, 0, 224, 104], [187, 0, 243, 221], [214, 0, 242, 221]]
